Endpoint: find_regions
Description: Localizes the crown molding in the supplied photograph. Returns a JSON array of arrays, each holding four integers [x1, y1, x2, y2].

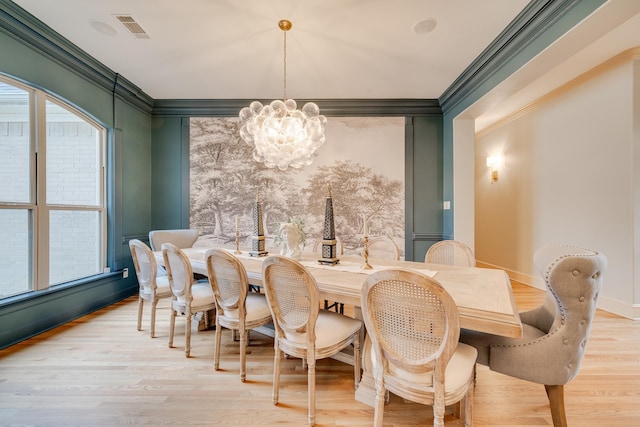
[[152, 98, 442, 117], [476, 47, 640, 138], [0, 1, 440, 119], [439, 0, 606, 115], [1, 0, 444, 118], [0, 0, 154, 113]]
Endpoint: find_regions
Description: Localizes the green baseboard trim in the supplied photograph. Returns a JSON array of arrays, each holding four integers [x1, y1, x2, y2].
[[0, 273, 137, 349]]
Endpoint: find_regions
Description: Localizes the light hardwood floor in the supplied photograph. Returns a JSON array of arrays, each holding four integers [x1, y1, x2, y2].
[[1, 282, 639, 426]]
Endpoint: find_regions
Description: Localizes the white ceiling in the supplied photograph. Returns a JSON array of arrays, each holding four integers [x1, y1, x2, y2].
[[10, 0, 640, 131], [11, 0, 529, 100]]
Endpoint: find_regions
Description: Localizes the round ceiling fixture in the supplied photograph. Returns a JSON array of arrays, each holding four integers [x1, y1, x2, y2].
[[90, 20, 117, 36], [413, 18, 437, 35]]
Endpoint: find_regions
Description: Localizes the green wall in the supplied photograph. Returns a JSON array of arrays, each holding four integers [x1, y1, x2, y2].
[[0, 2, 151, 348], [407, 116, 444, 260], [151, 116, 190, 230]]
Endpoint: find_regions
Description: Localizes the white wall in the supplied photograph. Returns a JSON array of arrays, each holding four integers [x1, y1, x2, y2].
[[475, 55, 639, 319], [452, 118, 475, 249]]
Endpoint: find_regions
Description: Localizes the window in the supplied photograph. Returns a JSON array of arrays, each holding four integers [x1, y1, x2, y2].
[[0, 76, 106, 298]]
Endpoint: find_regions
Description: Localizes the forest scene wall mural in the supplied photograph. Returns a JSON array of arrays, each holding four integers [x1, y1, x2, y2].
[[189, 116, 405, 258]]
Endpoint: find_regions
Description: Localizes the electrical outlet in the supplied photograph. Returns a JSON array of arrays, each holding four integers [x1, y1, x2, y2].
[[123, 268, 128, 279]]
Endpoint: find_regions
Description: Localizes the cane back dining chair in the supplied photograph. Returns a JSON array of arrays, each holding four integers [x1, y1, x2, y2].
[[425, 240, 476, 267], [129, 239, 172, 338], [366, 235, 401, 261], [205, 249, 273, 382], [312, 236, 344, 256], [262, 255, 363, 426], [460, 243, 606, 427], [361, 269, 477, 427], [162, 243, 216, 358]]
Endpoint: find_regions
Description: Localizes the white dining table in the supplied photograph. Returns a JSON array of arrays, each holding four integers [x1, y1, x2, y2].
[[155, 246, 522, 339], [156, 245, 523, 406]]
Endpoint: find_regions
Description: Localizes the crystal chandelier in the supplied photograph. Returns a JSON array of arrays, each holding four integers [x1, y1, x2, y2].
[[239, 19, 326, 171]]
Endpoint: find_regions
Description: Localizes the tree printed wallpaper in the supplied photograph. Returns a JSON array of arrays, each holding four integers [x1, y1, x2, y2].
[[189, 116, 405, 257]]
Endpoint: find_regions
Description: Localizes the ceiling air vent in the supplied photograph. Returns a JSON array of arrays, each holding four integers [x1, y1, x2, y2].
[[114, 15, 150, 39]]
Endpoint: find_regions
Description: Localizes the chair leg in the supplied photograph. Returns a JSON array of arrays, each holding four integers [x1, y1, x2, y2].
[[273, 346, 281, 405], [433, 396, 445, 427], [150, 300, 158, 338], [240, 329, 247, 382], [185, 313, 192, 358], [214, 318, 222, 371], [373, 384, 385, 427], [307, 356, 316, 426], [462, 368, 475, 427], [168, 309, 176, 348], [545, 384, 568, 427], [353, 336, 361, 389], [137, 297, 144, 331]]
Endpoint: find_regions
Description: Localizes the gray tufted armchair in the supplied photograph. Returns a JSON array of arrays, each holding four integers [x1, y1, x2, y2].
[[460, 243, 606, 427]]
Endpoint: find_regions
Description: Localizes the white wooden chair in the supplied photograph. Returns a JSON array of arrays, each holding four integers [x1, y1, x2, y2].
[[365, 235, 401, 261], [361, 269, 477, 427], [262, 255, 362, 426], [129, 239, 172, 338], [312, 236, 344, 256], [162, 243, 216, 358], [425, 240, 476, 267], [205, 249, 273, 382]]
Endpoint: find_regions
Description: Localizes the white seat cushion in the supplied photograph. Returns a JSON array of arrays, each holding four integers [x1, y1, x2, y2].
[[221, 293, 272, 322], [371, 342, 478, 391], [155, 275, 171, 294], [284, 309, 362, 349], [188, 281, 215, 307]]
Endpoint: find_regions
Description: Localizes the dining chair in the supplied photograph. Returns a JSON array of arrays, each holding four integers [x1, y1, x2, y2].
[[151, 228, 205, 281], [361, 269, 477, 427], [460, 243, 607, 427], [365, 235, 400, 260], [128, 239, 172, 338], [205, 249, 273, 382], [162, 243, 216, 358], [312, 236, 344, 256], [425, 240, 476, 267], [262, 255, 363, 426], [149, 229, 199, 251]]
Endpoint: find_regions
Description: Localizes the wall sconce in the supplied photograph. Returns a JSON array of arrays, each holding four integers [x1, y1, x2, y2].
[[486, 155, 502, 183]]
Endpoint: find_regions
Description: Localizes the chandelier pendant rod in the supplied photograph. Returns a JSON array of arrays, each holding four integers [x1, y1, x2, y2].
[[281, 20, 289, 101], [238, 18, 326, 171]]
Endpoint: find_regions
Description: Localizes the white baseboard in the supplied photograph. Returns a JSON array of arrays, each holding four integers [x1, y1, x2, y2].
[[476, 261, 544, 290], [596, 297, 640, 320]]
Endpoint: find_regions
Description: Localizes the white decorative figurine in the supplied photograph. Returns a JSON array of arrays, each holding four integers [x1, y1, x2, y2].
[[277, 222, 304, 260]]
